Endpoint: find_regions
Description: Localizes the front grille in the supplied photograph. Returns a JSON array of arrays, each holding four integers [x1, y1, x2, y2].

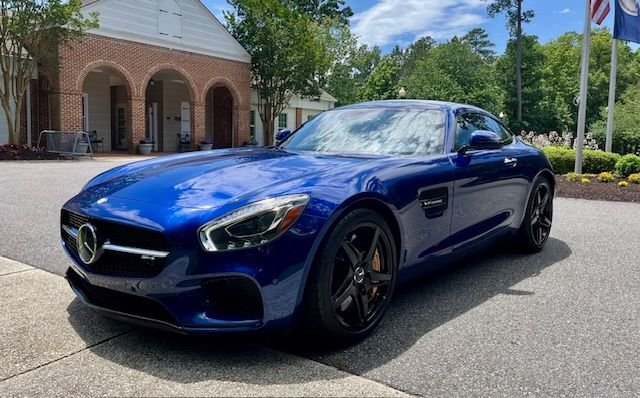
[[61, 209, 171, 278], [67, 267, 178, 326]]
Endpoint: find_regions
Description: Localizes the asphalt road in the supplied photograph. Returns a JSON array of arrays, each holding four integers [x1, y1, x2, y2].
[[1, 158, 639, 396]]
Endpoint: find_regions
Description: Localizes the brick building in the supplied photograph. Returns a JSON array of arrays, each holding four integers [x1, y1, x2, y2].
[[13, 0, 251, 153]]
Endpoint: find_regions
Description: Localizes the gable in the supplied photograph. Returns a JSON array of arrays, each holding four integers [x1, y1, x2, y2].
[[81, 0, 250, 63]]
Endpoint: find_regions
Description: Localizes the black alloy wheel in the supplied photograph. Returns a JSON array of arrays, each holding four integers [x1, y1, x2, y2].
[[300, 209, 397, 344], [517, 176, 554, 252]]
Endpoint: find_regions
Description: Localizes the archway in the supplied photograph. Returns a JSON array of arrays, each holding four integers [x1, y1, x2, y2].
[[205, 86, 234, 148], [143, 69, 195, 152], [80, 66, 133, 151]]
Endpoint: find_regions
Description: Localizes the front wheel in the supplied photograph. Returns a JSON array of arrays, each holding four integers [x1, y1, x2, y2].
[[517, 176, 553, 252], [300, 209, 398, 345]]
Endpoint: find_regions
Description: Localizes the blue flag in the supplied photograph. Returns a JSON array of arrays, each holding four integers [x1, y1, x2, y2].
[[614, 0, 640, 44]]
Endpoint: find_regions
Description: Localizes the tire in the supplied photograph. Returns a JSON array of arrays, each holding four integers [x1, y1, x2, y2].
[[516, 176, 554, 253], [299, 209, 398, 345]]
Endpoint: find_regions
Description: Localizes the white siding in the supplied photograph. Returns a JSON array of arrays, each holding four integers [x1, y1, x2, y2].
[[162, 81, 190, 151], [82, 0, 250, 63], [82, 72, 112, 149]]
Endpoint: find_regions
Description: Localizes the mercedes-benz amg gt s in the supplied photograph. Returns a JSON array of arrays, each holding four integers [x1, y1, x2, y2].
[[62, 100, 554, 344]]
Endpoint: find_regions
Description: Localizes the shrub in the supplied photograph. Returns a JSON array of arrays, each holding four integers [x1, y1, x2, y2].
[[581, 177, 591, 184], [619, 181, 629, 187], [628, 173, 640, 184], [566, 172, 581, 182], [615, 154, 640, 177], [597, 172, 615, 183], [543, 147, 575, 174], [543, 147, 621, 174]]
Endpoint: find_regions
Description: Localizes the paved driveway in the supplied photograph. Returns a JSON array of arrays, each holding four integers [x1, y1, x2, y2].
[[1, 159, 639, 396]]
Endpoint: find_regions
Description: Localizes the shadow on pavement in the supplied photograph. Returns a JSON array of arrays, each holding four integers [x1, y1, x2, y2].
[[66, 237, 571, 383], [279, 237, 572, 373]]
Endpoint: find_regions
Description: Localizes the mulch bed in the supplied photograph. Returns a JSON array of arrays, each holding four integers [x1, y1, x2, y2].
[[556, 175, 640, 203], [0, 147, 63, 161]]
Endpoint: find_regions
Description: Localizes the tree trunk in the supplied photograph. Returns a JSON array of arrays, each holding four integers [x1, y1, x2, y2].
[[515, 0, 523, 123], [12, 93, 24, 145]]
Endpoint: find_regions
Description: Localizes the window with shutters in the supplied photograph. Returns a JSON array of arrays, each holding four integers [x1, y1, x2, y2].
[[158, 0, 183, 42]]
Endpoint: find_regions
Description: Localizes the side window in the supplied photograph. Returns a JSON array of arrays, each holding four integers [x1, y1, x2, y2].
[[483, 116, 513, 143], [454, 113, 486, 151]]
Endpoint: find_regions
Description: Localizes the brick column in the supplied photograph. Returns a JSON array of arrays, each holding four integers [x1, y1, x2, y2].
[[53, 92, 83, 132], [234, 104, 251, 147], [193, 101, 205, 150], [295, 107, 303, 129], [128, 96, 146, 154]]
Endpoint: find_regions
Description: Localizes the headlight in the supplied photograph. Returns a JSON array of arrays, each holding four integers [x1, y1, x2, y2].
[[198, 194, 310, 251]]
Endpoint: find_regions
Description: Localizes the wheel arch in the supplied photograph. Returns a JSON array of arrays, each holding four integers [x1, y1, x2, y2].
[[516, 168, 556, 228], [293, 194, 404, 318]]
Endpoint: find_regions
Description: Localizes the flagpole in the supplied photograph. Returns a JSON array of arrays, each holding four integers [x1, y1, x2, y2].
[[605, 38, 618, 152], [575, 0, 591, 174]]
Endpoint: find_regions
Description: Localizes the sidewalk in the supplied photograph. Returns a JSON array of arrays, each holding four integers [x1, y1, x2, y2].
[[0, 256, 409, 397]]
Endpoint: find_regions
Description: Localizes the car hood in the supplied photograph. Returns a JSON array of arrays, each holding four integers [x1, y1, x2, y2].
[[83, 148, 373, 210]]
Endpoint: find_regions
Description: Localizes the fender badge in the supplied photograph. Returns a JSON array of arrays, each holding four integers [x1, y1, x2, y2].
[[97, 197, 108, 204]]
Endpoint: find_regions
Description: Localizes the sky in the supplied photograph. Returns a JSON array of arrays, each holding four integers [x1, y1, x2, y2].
[[202, 0, 622, 54]]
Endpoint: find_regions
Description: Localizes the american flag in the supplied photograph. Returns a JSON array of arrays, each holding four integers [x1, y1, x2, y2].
[[591, 0, 611, 25]]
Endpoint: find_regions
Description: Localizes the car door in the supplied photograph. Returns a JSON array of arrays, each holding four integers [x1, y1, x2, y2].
[[447, 111, 529, 250]]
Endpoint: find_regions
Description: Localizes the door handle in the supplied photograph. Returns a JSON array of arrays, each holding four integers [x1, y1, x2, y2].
[[504, 157, 518, 167]]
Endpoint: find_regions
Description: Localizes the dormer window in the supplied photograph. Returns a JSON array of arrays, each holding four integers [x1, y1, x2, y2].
[[158, 0, 182, 42]]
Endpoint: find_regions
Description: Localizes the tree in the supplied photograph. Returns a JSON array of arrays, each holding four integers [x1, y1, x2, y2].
[[0, 0, 98, 145], [461, 28, 495, 60], [496, 35, 546, 131], [487, 0, 534, 124], [324, 26, 381, 106], [283, 0, 353, 25], [225, 0, 331, 145], [401, 36, 436, 78], [401, 40, 503, 114], [358, 54, 402, 101], [590, 84, 640, 154]]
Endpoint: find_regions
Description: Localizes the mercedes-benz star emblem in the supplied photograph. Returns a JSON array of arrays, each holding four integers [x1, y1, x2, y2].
[[77, 223, 100, 265], [354, 267, 366, 284]]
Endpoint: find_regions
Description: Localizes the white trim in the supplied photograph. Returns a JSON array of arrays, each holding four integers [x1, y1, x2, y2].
[[82, 93, 89, 132], [26, 80, 32, 147]]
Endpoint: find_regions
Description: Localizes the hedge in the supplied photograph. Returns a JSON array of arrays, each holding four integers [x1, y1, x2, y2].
[[542, 147, 622, 175], [615, 154, 640, 177]]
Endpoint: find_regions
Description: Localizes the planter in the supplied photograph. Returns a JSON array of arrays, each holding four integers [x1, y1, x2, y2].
[[75, 142, 89, 154], [139, 143, 153, 155], [199, 144, 213, 151]]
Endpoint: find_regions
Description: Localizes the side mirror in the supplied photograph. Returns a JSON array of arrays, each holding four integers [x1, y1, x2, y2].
[[460, 130, 502, 153], [275, 129, 292, 145]]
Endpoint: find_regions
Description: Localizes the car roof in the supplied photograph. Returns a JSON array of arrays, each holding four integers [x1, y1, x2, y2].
[[337, 100, 487, 114]]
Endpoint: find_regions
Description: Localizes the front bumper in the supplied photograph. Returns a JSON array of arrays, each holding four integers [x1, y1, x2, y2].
[[61, 203, 327, 334]]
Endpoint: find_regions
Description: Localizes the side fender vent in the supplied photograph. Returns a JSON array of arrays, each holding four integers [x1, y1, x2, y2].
[[419, 187, 448, 219]]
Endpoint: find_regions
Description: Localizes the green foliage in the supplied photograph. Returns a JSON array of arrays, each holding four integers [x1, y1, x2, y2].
[[496, 35, 547, 131], [225, 0, 331, 145], [283, 0, 353, 25], [615, 154, 640, 177], [628, 173, 640, 184], [487, 0, 535, 36], [461, 28, 496, 60], [543, 147, 576, 174], [400, 40, 503, 114], [324, 25, 381, 106], [358, 55, 402, 101], [543, 147, 621, 174], [597, 172, 615, 183], [0, 0, 98, 145], [590, 84, 640, 155]]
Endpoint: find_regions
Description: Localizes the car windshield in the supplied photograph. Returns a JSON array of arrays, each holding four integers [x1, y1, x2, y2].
[[281, 108, 446, 156]]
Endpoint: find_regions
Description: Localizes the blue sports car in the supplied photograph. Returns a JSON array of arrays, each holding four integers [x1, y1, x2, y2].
[[62, 100, 554, 344]]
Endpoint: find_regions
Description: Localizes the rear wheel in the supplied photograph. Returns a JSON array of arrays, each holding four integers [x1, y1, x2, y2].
[[300, 209, 397, 345], [517, 176, 553, 252]]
